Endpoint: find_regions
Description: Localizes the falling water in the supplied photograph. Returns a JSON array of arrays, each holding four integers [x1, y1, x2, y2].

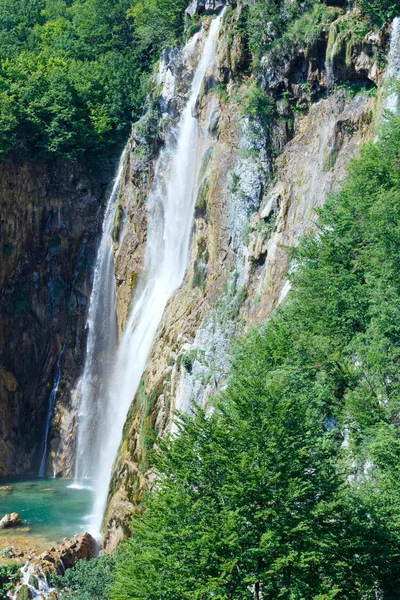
[[325, 23, 339, 90], [73, 157, 124, 483], [10, 562, 55, 600], [38, 344, 66, 478], [385, 17, 400, 114], [76, 11, 225, 538]]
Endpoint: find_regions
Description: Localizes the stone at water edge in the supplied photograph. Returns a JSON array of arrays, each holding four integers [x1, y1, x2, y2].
[[0, 512, 22, 529], [38, 532, 98, 571]]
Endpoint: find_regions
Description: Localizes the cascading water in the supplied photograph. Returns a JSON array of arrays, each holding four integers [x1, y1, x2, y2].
[[38, 344, 66, 477], [10, 562, 55, 600], [385, 17, 400, 114], [325, 23, 339, 90], [75, 11, 225, 538], [73, 158, 124, 483]]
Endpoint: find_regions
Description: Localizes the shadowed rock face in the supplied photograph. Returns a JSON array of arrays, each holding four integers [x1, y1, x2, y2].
[[186, 0, 226, 17], [0, 158, 107, 477]]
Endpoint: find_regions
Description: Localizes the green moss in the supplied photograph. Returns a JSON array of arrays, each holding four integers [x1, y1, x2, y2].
[[129, 271, 139, 294], [192, 262, 207, 290], [47, 235, 61, 259], [199, 148, 213, 181], [112, 195, 124, 242], [1, 244, 16, 254], [253, 294, 261, 306], [195, 179, 210, 214]]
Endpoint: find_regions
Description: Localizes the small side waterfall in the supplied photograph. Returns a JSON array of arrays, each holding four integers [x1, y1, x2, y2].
[[75, 11, 224, 538], [74, 158, 124, 482], [385, 17, 400, 113], [10, 563, 55, 600], [325, 23, 339, 90], [38, 344, 65, 477]]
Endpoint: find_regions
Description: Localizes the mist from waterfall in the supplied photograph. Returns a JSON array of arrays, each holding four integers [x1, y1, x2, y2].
[[75, 12, 224, 538], [74, 158, 124, 482]]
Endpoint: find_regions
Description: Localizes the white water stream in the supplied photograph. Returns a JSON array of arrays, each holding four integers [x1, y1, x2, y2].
[[385, 17, 400, 113], [74, 12, 224, 538], [10, 562, 55, 600], [73, 159, 124, 482], [39, 344, 65, 477]]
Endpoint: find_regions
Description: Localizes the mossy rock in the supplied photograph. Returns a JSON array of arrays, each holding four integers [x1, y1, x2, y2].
[[16, 585, 32, 600], [195, 179, 210, 216]]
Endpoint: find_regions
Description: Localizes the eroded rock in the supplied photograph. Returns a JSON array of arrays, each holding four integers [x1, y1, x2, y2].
[[186, 0, 226, 17]]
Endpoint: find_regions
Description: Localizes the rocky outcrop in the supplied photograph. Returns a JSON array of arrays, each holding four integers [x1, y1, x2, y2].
[[0, 512, 22, 529], [38, 532, 97, 570], [186, 0, 226, 17], [102, 6, 386, 550], [0, 158, 108, 476], [10, 533, 97, 599]]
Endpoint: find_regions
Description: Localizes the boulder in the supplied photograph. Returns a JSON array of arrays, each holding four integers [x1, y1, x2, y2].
[[0, 512, 22, 529], [39, 532, 97, 571]]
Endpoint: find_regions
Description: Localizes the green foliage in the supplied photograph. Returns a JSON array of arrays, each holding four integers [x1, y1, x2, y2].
[[0, 563, 20, 599], [242, 81, 274, 125], [356, 0, 400, 25], [52, 554, 116, 600], [244, 0, 337, 65], [109, 111, 400, 599], [0, 0, 188, 161], [127, 0, 188, 55]]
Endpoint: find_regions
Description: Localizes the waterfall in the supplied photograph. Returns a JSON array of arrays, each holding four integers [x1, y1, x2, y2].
[[325, 23, 339, 90], [10, 562, 55, 600], [76, 11, 225, 538], [73, 157, 124, 483], [38, 344, 66, 478], [385, 17, 400, 114]]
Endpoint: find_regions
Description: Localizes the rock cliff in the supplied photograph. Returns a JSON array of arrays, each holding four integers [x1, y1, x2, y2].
[[102, 2, 387, 548], [0, 158, 108, 476]]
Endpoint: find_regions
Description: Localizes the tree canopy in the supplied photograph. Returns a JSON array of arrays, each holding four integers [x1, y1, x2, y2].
[[0, 0, 187, 161]]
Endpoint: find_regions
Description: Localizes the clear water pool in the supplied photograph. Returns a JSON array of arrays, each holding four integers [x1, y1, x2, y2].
[[0, 478, 93, 547]]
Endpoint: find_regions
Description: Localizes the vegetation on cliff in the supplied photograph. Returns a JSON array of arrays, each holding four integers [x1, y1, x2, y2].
[[106, 107, 400, 598], [50, 107, 400, 598], [0, 0, 187, 161], [0, 0, 395, 162]]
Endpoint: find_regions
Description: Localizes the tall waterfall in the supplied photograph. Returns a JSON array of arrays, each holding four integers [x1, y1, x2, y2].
[[75, 12, 224, 538], [74, 158, 124, 481], [385, 17, 400, 113]]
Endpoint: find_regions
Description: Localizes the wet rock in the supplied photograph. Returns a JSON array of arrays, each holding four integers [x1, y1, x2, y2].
[[0, 369, 19, 393], [0, 512, 22, 529], [36, 532, 97, 572], [186, 0, 226, 17], [58, 532, 97, 568]]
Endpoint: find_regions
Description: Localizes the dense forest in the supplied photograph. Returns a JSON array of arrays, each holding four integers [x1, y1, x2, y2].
[[2, 0, 400, 598], [0, 0, 397, 161]]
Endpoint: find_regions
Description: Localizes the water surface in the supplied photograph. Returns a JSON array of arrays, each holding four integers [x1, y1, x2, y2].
[[0, 478, 93, 548]]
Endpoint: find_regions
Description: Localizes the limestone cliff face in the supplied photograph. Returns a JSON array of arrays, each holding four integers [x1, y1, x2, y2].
[[0, 158, 106, 476], [102, 4, 388, 549]]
